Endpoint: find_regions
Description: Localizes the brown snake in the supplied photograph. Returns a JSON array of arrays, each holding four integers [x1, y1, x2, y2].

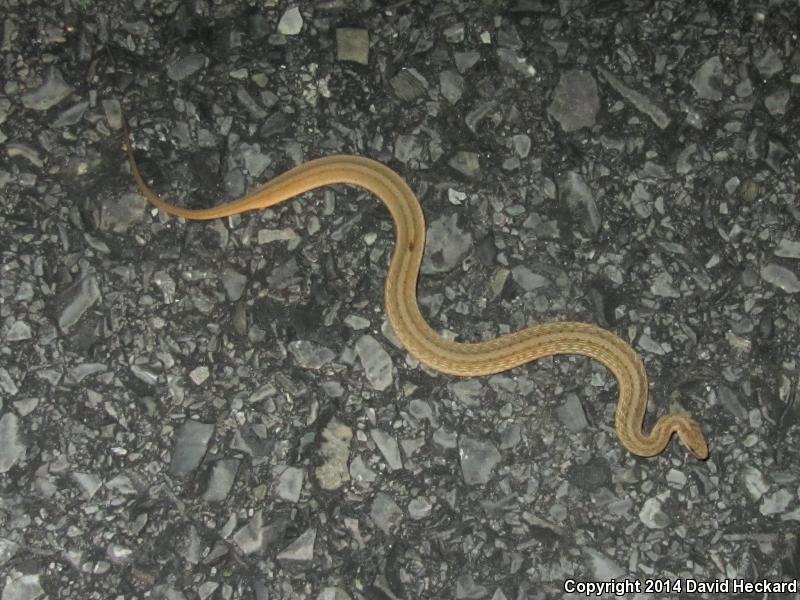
[[122, 119, 709, 460]]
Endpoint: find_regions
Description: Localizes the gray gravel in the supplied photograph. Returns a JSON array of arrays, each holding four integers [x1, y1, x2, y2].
[[1, 1, 800, 599]]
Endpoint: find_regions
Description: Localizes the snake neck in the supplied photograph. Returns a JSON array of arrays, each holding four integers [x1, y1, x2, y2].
[[623, 415, 708, 459], [620, 418, 673, 457]]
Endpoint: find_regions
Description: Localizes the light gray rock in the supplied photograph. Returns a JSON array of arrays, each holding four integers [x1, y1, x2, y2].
[[240, 142, 272, 177], [102, 98, 123, 130], [166, 53, 206, 81], [691, 56, 726, 100], [277, 527, 316, 563], [202, 458, 240, 502], [52, 101, 88, 127], [58, 271, 101, 332], [448, 151, 480, 177], [275, 466, 304, 502], [637, 332, 668, 355], [344, 315, 370, 330], [170, 420, 215, 477], [775, 239, 800, 259], [557, 393, 589, 433], [288, 341, 336, 369], [370, 492, 403, 534], [630, 182, 653, 218], [6, 143, 43, 168], [444, 23, 465, 43], [0, 538, 20, 565], [511, 265, 550, 292], [448, 379, 484, 408], [496, 48, 536, 77], [5, 321, 31, 342], [585, 548, 625, 579], [1, 571, 45, 600], [716, 384, 747, 420], [370, 429, 403, 470], [394, 134, 424, 164], [738, 465, 769, 502], [422, 214, 473, 274], [639, 497, 670, 529], [189, 366, 209, 385], [222, 268, 247, 301], [100, 192, 148, 232], [236, 85, 267, 119], [336, 28, 368, 65], [440, 70, 465, 104], [760, 489, 792, 516], [355, 335, 393, 390], [754, 47, 783, 78], [233, 511, 264, 555], [22, 66, 72, 110], [560, 171, 600, 236], [455, 574, 488, 599], [64, 363, 106, 385], [454, 51, 480, 73], [512, 134, 531, 158], [459, 437, 501, 485], [598, 67, 669, 129], [318, 588, 351, 600], [650, 272, 680, 298], [390, 68, 428, 102], [0, 368, 18, 396], [499, 422, 521, 450], [548, 70, 599, 132], [465, 102, 496, 134], [408, 496, 433, 520], [764, 88, 790, 116], [315, 418, 352, 490], [434, 427, 458, 449], [760, 264, 800, 293], [349, 454, 377, 483], [257, 228, 299, 248], [277, 7, 303, 35], [0, 413, 25, 473]]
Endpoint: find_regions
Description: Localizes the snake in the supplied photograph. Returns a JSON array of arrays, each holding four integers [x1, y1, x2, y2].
[[121, 119, 709, 460]]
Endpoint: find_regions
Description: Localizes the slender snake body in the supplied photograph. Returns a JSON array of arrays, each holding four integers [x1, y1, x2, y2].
[[123, 121, 709, 459]]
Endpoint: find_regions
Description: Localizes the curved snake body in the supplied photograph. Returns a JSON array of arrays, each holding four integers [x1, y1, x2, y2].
[[123, 124, 709, 459]]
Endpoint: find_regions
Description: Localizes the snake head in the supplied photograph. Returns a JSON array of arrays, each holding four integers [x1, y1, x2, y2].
[[676, 418, 709, 460]]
